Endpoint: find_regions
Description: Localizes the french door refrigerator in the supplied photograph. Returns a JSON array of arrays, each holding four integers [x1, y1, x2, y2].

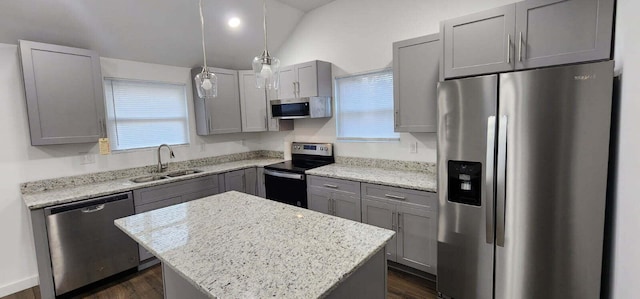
[[436, 60, 613, 299]]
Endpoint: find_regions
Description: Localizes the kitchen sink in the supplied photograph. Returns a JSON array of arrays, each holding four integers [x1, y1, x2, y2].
[[166, 169, 203, 177], [130, 175, 168, 183]]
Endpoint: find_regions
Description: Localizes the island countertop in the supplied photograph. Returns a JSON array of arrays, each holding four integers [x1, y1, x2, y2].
[[114, 191, 395, 299]]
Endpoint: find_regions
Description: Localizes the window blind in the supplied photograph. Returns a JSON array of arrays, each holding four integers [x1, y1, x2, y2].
[[104, 79, 189, 151], [336, 69, 399, 141]]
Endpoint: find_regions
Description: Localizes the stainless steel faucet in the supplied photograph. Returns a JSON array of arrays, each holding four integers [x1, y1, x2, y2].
[[157, 144, 175, 172]]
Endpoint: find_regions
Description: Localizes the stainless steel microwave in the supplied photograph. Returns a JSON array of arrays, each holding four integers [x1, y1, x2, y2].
[[270, 97, 332, 119]]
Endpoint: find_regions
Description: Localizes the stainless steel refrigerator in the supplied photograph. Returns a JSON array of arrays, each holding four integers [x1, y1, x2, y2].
[[436, 61, 613, 299]]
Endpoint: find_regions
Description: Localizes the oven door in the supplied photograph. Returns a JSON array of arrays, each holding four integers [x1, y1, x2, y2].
[[264, 169, 307, 208]]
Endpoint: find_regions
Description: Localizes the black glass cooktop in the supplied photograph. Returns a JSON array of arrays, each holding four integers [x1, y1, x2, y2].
[[264, 160, 333, 174]]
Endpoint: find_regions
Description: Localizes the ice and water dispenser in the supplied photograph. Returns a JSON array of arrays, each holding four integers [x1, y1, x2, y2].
[[447, 161, 482, 206]]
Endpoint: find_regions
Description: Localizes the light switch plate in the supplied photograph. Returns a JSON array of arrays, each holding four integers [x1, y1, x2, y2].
[[79, 152, 95, 165]]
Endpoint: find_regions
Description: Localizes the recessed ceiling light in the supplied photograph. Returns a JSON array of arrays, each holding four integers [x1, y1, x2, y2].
[[228, 17, 241, 28]]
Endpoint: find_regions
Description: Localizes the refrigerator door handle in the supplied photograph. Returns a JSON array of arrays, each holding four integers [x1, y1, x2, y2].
[[496, 115, 508, 247], [485, 116, 497, 244]]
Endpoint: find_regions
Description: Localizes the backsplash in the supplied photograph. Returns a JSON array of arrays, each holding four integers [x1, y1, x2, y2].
[[21, 150, 284, 194], [335, 156, 436, 173]]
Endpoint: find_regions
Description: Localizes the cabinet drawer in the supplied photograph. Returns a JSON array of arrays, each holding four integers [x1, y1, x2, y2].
[[135, 196, 183, 214], [361, 183, 436, 210], [307, 176, 361, 196], [133, 174, 218, 206]]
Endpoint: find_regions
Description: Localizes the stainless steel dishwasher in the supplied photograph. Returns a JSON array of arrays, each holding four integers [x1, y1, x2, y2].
[[44, 192, 139, 296]]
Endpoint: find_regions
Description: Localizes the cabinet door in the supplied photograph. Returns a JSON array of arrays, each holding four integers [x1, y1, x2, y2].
[[278, 65, 296, 99], [393, 34, 440, 133], [362, 198, 397, 261], [514, 0, 614, 69], [257, 167, 266, 198], [332, 192, 362, 222], [296, 61, 318, 98], [244, 168, 257, 196], [205, 68, 242, 134], [224, 170, 246, 193], [443, 4, 516, 78], [19, 40, 105, 145], [396, 204, 437, 275], [239, 71, 267, 132], [308, 187, 332, 215]]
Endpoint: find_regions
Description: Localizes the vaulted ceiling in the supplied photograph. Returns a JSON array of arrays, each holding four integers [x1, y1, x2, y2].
[[0, 0, 335, 69]]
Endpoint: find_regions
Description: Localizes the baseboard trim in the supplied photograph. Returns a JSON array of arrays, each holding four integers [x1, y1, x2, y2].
[[0, 275, 38, 298]]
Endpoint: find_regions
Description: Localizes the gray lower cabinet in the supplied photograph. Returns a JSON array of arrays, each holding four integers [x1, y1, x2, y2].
[[361, 198, 398, 261], [307, 176, 362, 222], [257, 167, 266, 198], [514, 0, 614, 69], [361, 183, 437, 275], [19, 40, 106, 145], [133, 174, 219, 262], [443, 4, 516, 78], [192, 67, 242, 135], [443, 0, 615, 78], [223, 168, 257, 195], [393, 33, 441, 133]]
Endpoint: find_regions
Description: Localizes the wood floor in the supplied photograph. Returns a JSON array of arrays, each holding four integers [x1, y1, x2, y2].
[[3, 265, 436, 299]]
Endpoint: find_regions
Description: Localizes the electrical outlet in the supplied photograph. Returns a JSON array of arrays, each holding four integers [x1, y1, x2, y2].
[[79, 152, 95, 165], [410, 141, 418, 154]]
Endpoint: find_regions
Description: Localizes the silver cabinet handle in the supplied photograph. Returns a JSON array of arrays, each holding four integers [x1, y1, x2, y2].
[[385, 194, 406, 200], [331, 198, 335, 215], [98, 119, 104, 137], [292, 82, 297, 97], [323, 184, 338, 189], [207, 117, 213, 132], [518, 32, 523, 62], [496, 115, 508, 247], [81, 204, 105, 213], [327, 198, 332, 214], [392, 212, 397, 230], [398, 213, 403, 231], [296, 82, 300, 97], [394, 111, 399, 127], [485, 116, 497, 244], [507, 34, 511, 64]]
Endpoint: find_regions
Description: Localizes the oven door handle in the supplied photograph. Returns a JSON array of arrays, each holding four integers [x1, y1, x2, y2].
[[264, 169, 305, 180]]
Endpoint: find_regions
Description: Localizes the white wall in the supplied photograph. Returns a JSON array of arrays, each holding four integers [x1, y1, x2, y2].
[[610, 0, 640, 297], [0, 44, 263, 296], [264, 0, 519, 162]]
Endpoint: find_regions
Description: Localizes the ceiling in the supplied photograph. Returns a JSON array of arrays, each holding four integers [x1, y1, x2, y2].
[[0, 0, 333, 69], [278, 0, 336, 12]]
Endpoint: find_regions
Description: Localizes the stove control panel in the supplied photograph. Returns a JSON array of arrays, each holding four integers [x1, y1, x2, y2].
[[291, 142, 333, 157]]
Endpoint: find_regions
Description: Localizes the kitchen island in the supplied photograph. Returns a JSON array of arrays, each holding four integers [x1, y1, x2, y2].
[[114, 191, 395, 299]]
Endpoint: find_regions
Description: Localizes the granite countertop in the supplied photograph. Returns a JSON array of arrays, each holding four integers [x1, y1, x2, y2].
[[22, 159, 282, 210], [115, 191, 395, 299], [305, 164, 437, 192]]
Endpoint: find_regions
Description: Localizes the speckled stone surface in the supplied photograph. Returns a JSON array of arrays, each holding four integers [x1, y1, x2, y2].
[[306, 163, 437, 193], [115, 191, 395, 299], [335, 156, 436, 173], [22, 158, 282, 210], [21, 151, 284, 194]]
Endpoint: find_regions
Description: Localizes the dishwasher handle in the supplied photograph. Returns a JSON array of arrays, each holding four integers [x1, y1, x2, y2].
[[46, 192, 132, 215]]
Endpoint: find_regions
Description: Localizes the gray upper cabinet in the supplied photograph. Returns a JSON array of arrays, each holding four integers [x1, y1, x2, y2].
[[277, 60, 332, 99], [278, 65, 297, 99], [514, 0, 614, 69], [192, 67, 241, 135], [393, 34, 441, 133], [238, 71, 267, 132], [443, 4, 516, 78], [19, 40, 106, 145]]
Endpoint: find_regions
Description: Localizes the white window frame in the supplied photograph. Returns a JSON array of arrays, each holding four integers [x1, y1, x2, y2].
[[103, 78, 190, 152], [335, 68, 400, 142]]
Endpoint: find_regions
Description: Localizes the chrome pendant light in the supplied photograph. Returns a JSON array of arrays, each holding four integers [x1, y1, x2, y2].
[[194, 0, 217, 99], [252, 0, 280, 90]]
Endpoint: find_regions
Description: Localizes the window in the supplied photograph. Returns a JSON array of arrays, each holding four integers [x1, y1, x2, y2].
[[336, 69, 399, 141], [104, 79, 189, 151]]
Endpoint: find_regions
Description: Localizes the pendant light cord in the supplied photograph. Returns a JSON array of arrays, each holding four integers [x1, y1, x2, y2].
[[199, 0, 208, 71], [263, 0, 268, 54]]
